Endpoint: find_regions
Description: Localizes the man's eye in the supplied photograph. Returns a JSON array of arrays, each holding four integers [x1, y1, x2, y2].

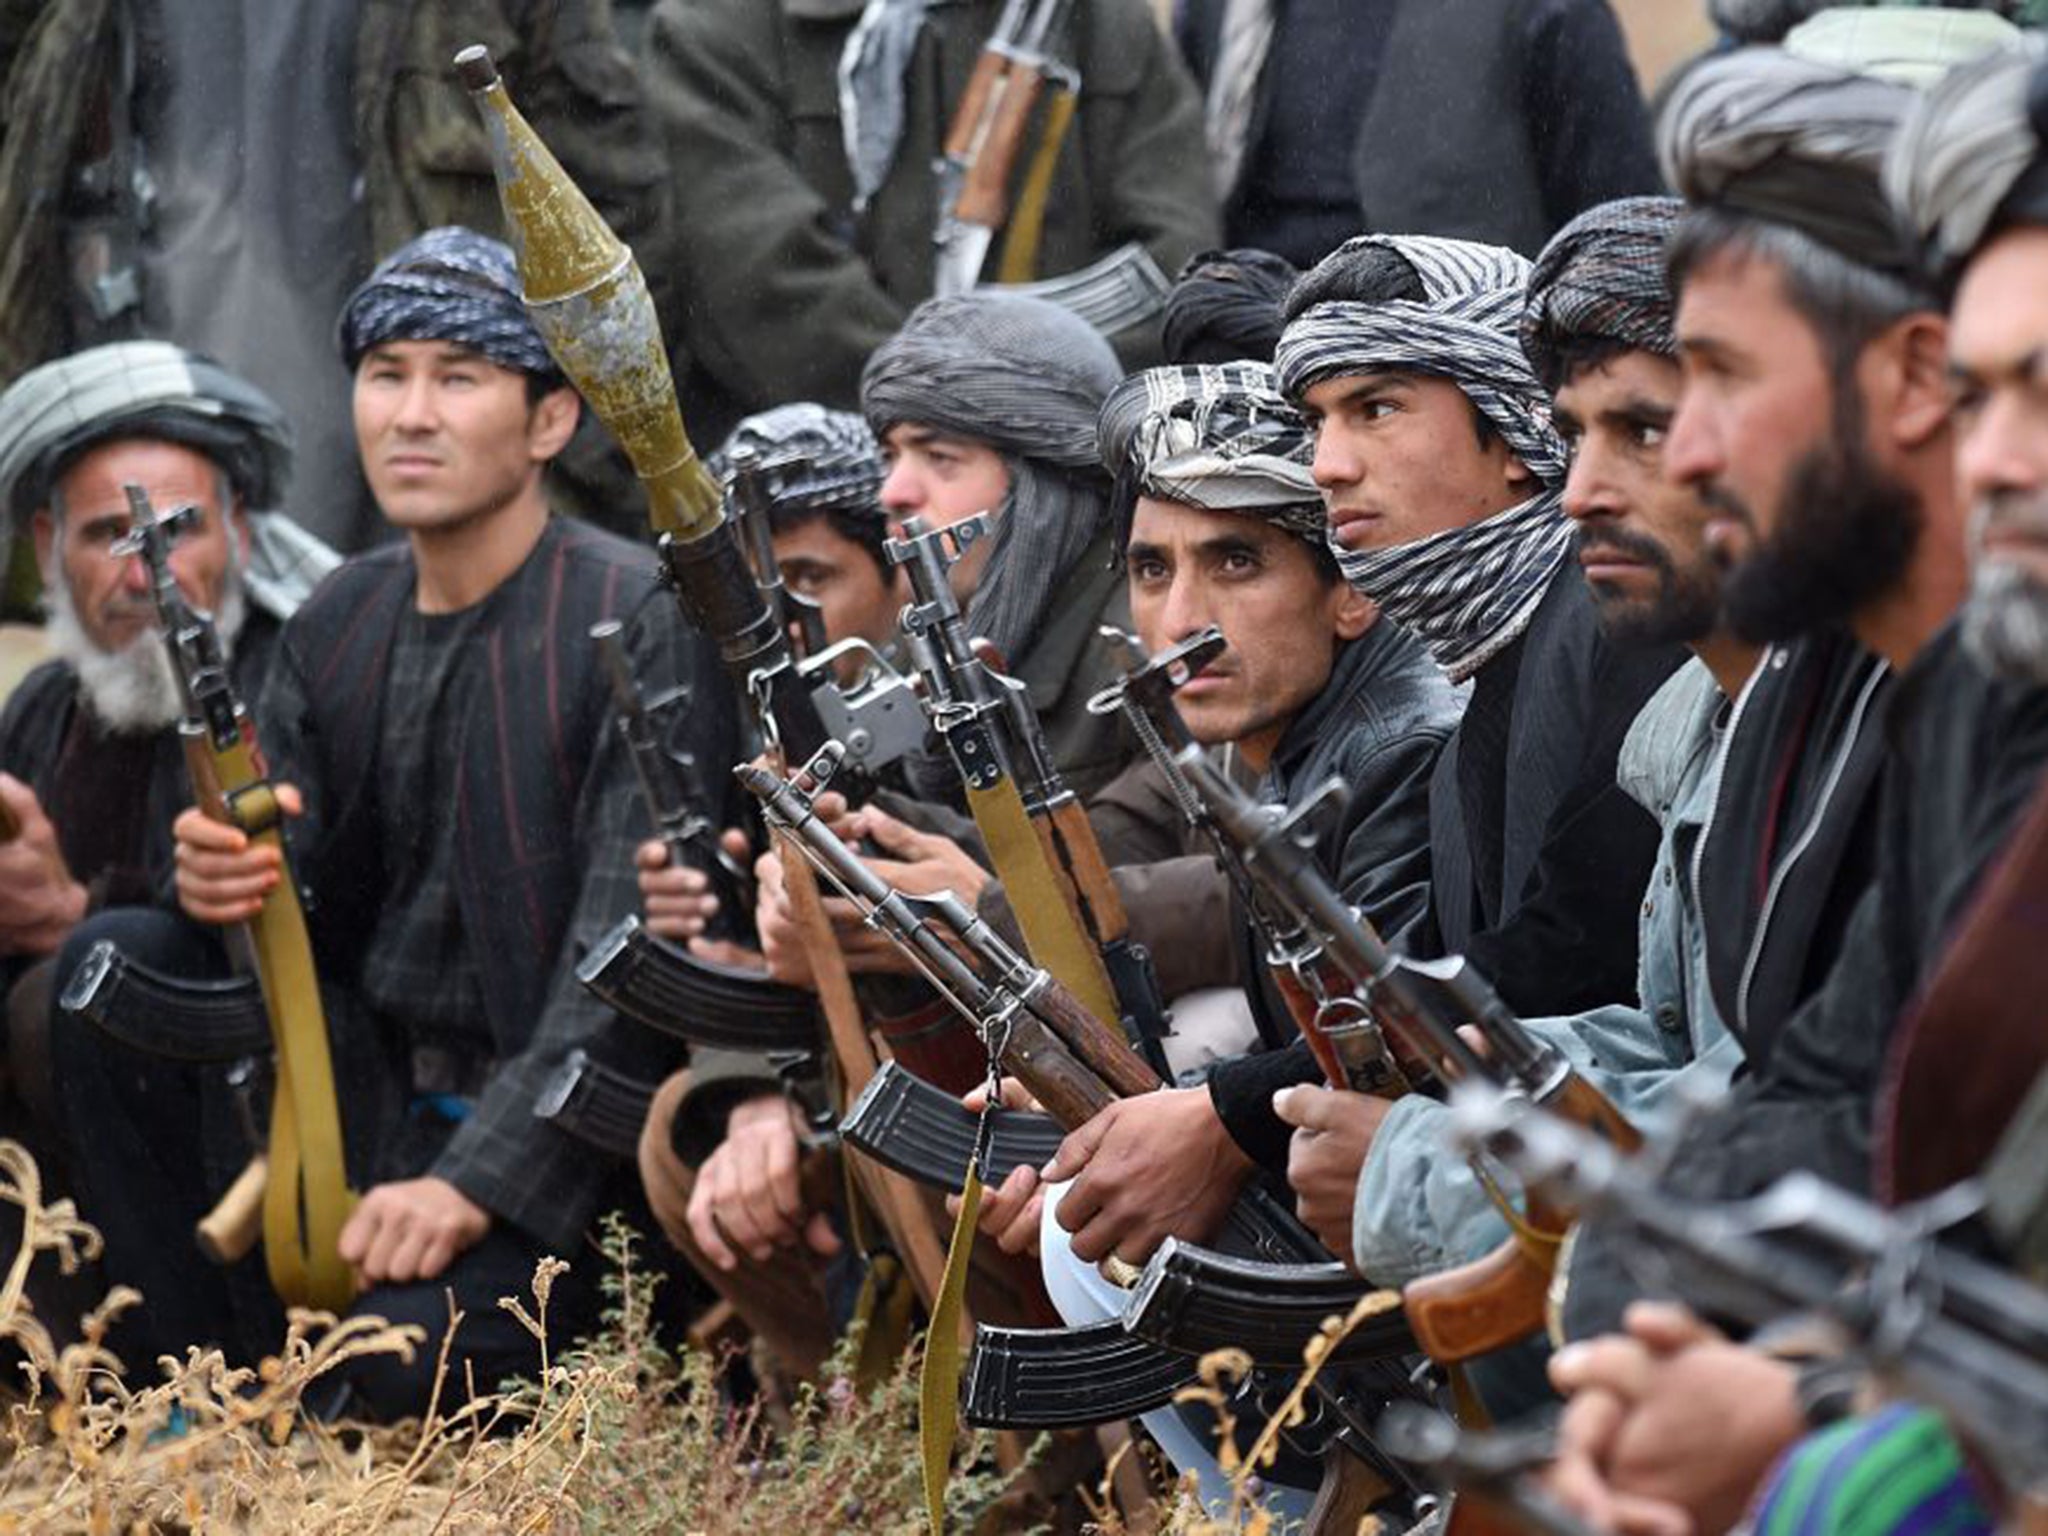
[[1358, 400, 1399, 422], [1631, 423, 1668, 452], [1130, 559, 1167, 582], [1950, 382, 1987, 420]]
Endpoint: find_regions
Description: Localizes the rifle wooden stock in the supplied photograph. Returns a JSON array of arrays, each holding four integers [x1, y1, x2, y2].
[[953, 65, 1043, 228], [196, 1154, 267, 1265], [1402, 1231, 1553, 1365], [1023, 971, 1161, 1102], [1544, 1070, 1642, 1156], [942, 45, 1012, 165]]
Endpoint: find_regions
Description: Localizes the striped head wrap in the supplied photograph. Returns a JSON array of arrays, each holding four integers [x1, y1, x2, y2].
[[711, 402, 884, 533], [337, 226, 561, 381], [1276, 234, 1574, 681], [862, 293, 1121, 663], [1658, 49, 1921, 276], [1097, 362, 1323, 550], [1887, 36, 2048, 279], [1521, 197, 1684, 394]]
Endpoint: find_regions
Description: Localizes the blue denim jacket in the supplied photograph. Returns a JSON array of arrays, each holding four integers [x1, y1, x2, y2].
[[1352, 659, 1744, 1283]]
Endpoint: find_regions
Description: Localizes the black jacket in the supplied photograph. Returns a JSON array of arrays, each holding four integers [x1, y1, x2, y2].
[[1204, 618, 1465, 1170], [1562, 627, 2048, 1336], [263, 519, 737, 1251], [1176, 0, 1661, 261]]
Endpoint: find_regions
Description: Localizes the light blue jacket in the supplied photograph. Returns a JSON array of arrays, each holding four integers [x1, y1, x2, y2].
[[1352, 659, 1745, 1283]]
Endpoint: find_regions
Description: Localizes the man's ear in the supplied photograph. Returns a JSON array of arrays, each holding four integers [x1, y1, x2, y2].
[[1876, 312, 1953, 452], [30, 509, 55, 580], [528, 386, 581, 462], [1331, 581, 1377, 642]]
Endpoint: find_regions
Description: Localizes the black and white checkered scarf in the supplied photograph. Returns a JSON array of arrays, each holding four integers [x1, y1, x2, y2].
[[710, 402, 884, 530], [1275, 234, 1571, 681], [1097, 361, 1324, 551], [1521, 197, 1683, 395]]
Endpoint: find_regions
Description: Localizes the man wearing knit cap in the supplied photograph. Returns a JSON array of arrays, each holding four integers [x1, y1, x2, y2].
[[1542, 47, 2048, 1536], [49, 227, 740, 1421], [976, 361, 1461, 1281]]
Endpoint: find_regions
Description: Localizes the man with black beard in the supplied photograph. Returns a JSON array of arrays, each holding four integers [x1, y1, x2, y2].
[[1538, 47, 2048, 1536]]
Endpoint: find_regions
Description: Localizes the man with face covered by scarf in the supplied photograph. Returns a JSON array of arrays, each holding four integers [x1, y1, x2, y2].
[[1538, 48, 2048, 1536], [45, 227, 740, 1422]]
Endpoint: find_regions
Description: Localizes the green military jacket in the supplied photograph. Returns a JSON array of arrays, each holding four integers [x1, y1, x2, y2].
[[640, 0, 1220, 443], [0, 0, 668, 380]]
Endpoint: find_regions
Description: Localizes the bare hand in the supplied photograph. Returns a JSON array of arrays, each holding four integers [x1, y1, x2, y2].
[[847, 803, 991, 905], [636, 837, 719, 941], [0, 774, 87, 955], [949, 1078, 1046, 1256], [1273, 1084, 1390, 1260], [686, 1093, 839, 1271], [1546, 1303, 1804, 1536], [173, 783, 303, 925], [1044, 1088, 1255, 1265], [337, 1175, 491, 1287]]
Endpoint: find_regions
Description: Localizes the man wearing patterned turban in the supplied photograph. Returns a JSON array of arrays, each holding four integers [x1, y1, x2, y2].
[[48, 227, 744, 1424]]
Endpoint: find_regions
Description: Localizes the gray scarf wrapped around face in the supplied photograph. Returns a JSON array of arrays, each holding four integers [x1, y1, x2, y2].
[[862, 293, 1121, 666], [1275, 233, 1572, 682]]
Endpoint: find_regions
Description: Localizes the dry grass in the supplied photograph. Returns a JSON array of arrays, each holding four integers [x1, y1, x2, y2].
[[1, 1138, 1391, 1535]]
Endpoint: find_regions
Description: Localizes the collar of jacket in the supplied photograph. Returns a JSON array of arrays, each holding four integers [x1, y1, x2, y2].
[[1267, 618, 1406, 782]]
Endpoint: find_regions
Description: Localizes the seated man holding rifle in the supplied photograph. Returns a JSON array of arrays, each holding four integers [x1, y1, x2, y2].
[[47, 228, 741, 1421]]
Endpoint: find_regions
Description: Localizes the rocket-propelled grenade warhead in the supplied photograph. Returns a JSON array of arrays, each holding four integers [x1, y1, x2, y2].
[[454, 44, 722, 541]]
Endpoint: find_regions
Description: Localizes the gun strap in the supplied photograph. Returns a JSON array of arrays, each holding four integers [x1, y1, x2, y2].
[[921, 1084, 997, 1535], [243, 841, 356, 1312], [964, 778, 1121, 1032], [772, 817, 951, 1311], [996, 84, 1078, 286]]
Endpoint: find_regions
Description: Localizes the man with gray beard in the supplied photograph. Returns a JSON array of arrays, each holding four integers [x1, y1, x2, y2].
[[0, 341, 328, 1315]]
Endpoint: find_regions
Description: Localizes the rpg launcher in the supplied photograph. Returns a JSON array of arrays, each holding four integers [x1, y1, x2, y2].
[[1450, 1084, 2048, 1500], [746, 747, 1431, 1520], [112, 485, 355, 1311]]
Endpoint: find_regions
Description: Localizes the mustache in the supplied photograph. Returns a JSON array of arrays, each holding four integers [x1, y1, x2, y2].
[[1574, 523, 1675, 572], [1974, 489, 2048, 546]]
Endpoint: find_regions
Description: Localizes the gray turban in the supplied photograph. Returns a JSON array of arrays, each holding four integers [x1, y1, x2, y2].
[[1887, 37, 2048, 277], [1098, 362, 1324, 550], [1274, 234, 1568, 489], [1658, 48, 1921, 276], [1522, 197, 1684, 394], [337, 226, 560, 380], [710, 403, 884, 535], [1710, 0, 2019, 45], [0, 340, 294, 531], [862, 293, 1121, 663]]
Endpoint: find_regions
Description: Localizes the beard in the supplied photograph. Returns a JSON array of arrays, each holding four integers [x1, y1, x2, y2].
[[1574, 522, 1721, 649], [1709, 418, 1922, 647], [46, 562, 247, 735], [1961, 492, 2048, 685]]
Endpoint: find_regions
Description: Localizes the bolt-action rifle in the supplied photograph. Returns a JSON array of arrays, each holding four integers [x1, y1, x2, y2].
[[116, 486, 355, 1311]]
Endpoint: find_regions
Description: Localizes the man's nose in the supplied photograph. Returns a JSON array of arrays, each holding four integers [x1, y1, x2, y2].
[[879, 458, 921, 513], [1311, 426, 1358, 492], [1958, 390, 2046, 511]]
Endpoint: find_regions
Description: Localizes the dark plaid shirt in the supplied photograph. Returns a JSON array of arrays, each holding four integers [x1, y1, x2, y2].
[[358, 605, 491, 1059]]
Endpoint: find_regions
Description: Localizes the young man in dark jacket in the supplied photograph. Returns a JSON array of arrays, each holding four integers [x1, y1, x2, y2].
[[48, 229, 738, 1421]]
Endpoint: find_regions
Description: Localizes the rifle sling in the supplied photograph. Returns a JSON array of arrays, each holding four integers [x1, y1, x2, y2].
[[963, 775, 1122, 1034], [996, 84, 1078, 286]]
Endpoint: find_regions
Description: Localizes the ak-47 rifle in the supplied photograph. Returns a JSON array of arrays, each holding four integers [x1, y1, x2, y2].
[[1147, 745, 1640, 1366], [889, 515, 1172, 1076], [115, 486, 355, 1311], [1450, 1084, 2048, 1501], [1374, 1407, 1601, 1536], [458, 45, 955, 1314], [1087, 626, 1427, 1098], [932, 0, 1171, 330], [746, 747, 1430, 1525]]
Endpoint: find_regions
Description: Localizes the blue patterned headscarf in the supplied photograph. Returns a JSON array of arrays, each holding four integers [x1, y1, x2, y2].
[[336, 226, 561, 382]]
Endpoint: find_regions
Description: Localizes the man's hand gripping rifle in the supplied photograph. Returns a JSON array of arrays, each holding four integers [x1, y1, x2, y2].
[[107, 486, 355, 1311]]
